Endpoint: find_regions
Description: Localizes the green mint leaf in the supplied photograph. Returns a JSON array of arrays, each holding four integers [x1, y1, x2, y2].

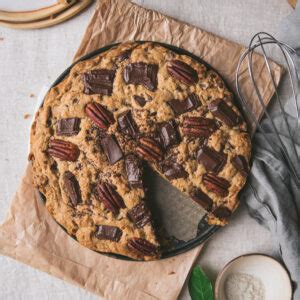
[[188, 266, 214, 300]]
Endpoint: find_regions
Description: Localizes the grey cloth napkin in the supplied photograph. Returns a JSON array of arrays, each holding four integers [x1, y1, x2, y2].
[[241, 3, 300, 299]]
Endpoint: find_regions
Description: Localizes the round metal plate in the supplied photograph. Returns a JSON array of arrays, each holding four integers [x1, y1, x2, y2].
[[37, 41, 232, 261]]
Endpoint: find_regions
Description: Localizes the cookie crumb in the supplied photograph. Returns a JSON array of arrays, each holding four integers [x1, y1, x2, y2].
[[169, 271, 176, 275], [29, 93, 36, 98], [24, 113, 31, 119], [0, 37, 4, 41]]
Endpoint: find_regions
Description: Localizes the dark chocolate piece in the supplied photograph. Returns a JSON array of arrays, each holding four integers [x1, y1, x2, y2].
[[191, 188, 213, 211], [213, 206, 232, 218], [232, 155, 249, 177], [63, 171, 81, 206], [125, 154, 143, 188], [208, 99, 240, 127], [95, 225, 122, 242], [117, 110, 139, 138], [162, 162, 188, 180], [82, 69, 115, 95], [158, 120, 180, 149], [197, 146, 227, 173], [123, 63, 158, 91], [57, 118, 80, 136], [127, 203, 151, 228], [133, 95, 147, 107], [167, 93, 200, 116], [116, 50, 131, 63], [100, 134, 123, 164]]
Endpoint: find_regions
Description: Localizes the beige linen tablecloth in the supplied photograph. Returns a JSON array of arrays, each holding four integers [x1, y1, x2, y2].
[[0, 0, 292, 299]]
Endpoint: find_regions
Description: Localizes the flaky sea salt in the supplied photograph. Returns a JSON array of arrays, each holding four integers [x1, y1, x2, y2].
[[224, 273, 265, 300]]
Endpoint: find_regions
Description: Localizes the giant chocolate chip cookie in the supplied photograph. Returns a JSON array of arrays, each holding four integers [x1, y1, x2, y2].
[[30, 42, 251, 260]]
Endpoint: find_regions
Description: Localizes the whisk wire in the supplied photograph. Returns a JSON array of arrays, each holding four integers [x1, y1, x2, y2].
[[236, 32, 300, 186]]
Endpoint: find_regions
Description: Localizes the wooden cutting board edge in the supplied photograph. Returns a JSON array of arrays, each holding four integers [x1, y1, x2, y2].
[[0, 0, 93, 30], [288, 0, 297, 8]]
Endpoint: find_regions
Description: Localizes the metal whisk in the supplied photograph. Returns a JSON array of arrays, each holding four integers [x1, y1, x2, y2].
[[236, 32, 300, 186]]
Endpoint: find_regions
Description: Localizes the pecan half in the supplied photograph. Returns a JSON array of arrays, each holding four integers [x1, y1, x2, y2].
[[208, 99, 241, 127], [85, 102, 115, 130], [202, 173, 230, 197], [96, 182, 125, 214], [136, 137, 163, 163], [127, 238, 159, 256], [48, 139, 79, 161], [167, 60, 198, 85], [183, 117, 218, 138]]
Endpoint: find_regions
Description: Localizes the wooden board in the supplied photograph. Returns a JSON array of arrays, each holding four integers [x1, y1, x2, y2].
[[288, 0, 297, 8], [0, 0, 92, 29]]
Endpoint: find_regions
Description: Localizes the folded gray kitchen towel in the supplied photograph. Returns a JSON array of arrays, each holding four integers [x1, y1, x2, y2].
[[241, 3, 300, 299]]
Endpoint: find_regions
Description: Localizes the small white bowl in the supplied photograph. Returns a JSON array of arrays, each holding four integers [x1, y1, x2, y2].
[[215, 254, 292, 300]]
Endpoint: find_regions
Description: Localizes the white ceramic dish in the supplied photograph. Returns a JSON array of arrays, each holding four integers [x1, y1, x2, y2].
[[215, 254, 292, 300]]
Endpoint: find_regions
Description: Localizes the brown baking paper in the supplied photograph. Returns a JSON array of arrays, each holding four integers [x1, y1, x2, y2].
[[0, 0, 283, 299]]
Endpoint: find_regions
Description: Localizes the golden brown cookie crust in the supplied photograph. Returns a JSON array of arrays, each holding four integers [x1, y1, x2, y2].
[[30, 42, 251, 260]]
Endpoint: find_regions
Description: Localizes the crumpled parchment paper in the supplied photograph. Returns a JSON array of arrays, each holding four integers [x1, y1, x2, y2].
[[0, 0, 282, 299]]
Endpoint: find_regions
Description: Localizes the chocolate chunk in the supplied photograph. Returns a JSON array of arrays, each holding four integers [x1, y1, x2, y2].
[[123, 63, 158, 91], [125, 154, 143, 188], [127, 203, 151, 228], [167, 93, 200, 116], [82, 69, 115, 95], [100, 134, 123, 164], [117, 110, 139, 138], [57, 118, 80, 136], [158, 120, 180, 149], [162, 162, 188, 180], [116, 50, 131, 63], [190, 188, 213, 211], [197, 146, 227, 173], [133, 95, 146, 107], [232, 155, 249, 177], [95, 225, 122, 242], [63, 171, 81, 206], [213, 206, 232, 218], [208, 99, 240, 127]]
